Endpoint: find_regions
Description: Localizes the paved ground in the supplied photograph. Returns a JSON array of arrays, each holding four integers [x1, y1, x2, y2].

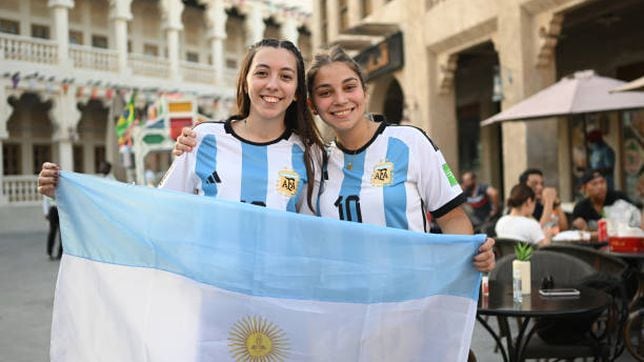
[[0, 231, 638, 361]]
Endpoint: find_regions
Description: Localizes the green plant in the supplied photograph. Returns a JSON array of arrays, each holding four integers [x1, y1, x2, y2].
[[514, 242, 533, 261]]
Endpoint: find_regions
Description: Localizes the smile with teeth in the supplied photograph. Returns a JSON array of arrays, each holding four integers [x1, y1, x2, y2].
[[261, 95, 281, 103], [332, 108, 353, 116]]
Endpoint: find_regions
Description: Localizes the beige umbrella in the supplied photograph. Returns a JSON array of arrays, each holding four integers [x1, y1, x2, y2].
[[611, 75, 644, 92], [481, 70, 644, 126]]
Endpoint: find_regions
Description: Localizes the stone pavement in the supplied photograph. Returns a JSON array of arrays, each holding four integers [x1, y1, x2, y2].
[[0, 231, 637, 362]]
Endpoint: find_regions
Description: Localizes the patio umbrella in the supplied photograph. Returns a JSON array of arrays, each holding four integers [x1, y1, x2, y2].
[[611, 75, 644, 92], [481, 70, 644, 126]]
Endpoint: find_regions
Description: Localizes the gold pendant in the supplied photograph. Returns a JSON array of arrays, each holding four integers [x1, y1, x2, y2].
[[346, 162, 352, 170]]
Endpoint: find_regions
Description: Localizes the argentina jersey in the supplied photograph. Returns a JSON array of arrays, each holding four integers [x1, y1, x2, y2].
[[318, 121, 465, 232], [159, 119, 314, 214]]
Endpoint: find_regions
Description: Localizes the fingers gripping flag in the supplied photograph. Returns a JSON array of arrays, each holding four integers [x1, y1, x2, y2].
[[52, 172, 483, 362]]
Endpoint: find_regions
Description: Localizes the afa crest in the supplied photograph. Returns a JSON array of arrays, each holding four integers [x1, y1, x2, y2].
[[371, 161, 393, 186], [277, 169, 300, 197]]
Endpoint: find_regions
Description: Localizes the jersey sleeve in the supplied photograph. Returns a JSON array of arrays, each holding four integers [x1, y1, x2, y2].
[[414, 130, 465, 218], [157, 132, 204, 194]]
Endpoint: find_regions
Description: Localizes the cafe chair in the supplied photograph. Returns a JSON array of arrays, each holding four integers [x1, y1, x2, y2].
[[490, 251, 618, 361], [493, 238, 523, 259]]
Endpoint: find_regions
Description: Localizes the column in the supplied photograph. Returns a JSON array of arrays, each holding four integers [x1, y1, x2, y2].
[[49, 88, 81, 171], [0, 86, 10, 205], [48, 0, 74, 67], [160, 0, 185, 81], [244, 2, 265, 47], [280, 16, 299, 45], [205, 0, 227, 86], [495, 0, 558, 196], [109, 0, 133, 74]]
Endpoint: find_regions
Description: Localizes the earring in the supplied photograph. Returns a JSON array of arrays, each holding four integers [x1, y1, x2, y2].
[[312, 109, 318, 115]]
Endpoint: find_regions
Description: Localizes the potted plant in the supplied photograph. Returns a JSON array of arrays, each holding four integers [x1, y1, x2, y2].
[[513, 242, 533, 294]]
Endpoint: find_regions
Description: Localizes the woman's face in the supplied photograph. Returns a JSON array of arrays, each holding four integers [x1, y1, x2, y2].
[[310, 62, 367, 134], [245, 47, 298, 123]]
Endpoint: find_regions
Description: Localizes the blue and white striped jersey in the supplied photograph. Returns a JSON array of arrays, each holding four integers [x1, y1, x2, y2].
[[159, 119, 317, 214], [318, 121, 465, 232]]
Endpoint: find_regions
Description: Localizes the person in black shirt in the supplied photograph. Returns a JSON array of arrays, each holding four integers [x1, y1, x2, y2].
[[572, 169, 631, 231]]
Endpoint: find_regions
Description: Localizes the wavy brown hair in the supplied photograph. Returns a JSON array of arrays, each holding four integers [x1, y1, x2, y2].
[[235, 39, 324, 211]]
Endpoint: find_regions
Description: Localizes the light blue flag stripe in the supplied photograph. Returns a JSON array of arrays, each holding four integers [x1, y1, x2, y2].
[[56, 171, 483, 304]]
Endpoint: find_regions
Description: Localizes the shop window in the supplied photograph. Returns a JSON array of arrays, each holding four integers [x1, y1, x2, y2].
[[94, 146, 106, 172], [0, 18, 19, 35], [3, 143, 21, 175], [31, 24, 50, 39], [144, 44, 159, 57], [457, 103, 481, 173], [91, 34, 108, 49], [621, 110, 644, 206], [73, 145, 83, 173], [33, 144, 51, 175], [186, 51, 199, 63], [69, 30, 83, 45], [569, 114, 614, 199]]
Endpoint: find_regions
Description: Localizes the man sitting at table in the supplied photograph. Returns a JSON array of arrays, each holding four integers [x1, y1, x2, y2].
[[571, 169, 633, 231]]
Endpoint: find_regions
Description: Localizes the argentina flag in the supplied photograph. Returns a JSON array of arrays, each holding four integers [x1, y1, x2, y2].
[[51, 172, 483, 362]]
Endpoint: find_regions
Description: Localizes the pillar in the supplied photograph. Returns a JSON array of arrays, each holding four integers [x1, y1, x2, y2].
[[49, 87, 81, 171], [244, 2, 265, 47], [160, 0, 185, 81], [205, 0, 227, 86], [48, 0, 74, 67], [109, 0, 133, 74]]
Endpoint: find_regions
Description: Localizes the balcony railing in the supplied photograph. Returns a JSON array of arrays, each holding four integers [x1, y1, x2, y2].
[[2, 175, 40, 205], [128, 53, 171, 78], [70, 44, 119, 72], [181, 61, 215, 84], [0, 33, 57, 64]]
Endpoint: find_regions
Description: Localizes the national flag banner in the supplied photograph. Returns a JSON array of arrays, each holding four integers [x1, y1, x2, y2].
[[51, 172, 483, 362], [115, 91, 136, 146]]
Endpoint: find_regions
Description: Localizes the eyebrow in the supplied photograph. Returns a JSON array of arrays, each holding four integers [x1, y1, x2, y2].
[[314, 76, 359, 90], [254, 63, 295, 72]]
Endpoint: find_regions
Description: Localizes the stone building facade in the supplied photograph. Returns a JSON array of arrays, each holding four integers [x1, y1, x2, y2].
[[0, 0, 313, 208], [312, 0, 644, 204]]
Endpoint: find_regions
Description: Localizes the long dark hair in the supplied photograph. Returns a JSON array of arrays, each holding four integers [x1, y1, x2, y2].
[[235, 39, 324, 210]]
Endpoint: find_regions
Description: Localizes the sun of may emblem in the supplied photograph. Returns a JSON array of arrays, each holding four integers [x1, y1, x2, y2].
[[371, 161, 393, 186], [228, 315, 289, 362], [277, 169, 300, 197]]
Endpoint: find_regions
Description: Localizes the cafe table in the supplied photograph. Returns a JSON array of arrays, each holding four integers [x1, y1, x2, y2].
[[477, 281, 610, 362]]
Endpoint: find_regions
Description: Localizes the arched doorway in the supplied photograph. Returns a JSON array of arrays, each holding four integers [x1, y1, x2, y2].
[[383, 79, 403, 124]]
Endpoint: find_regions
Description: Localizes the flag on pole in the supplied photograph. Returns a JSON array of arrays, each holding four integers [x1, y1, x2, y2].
[[115, 91, 136, 146], [51, 172, 483, 362]]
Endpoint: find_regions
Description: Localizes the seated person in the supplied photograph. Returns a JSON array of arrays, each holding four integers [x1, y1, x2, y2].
[[572, 169, 632, 231], [519, 168, 568, 231], [495, 183, 555, 247], [460, 171, 500, 232]]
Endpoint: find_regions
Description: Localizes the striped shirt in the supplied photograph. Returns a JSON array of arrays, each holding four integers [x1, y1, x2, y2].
[[159, 119, 316, 214], [318, 121, 465, 232]]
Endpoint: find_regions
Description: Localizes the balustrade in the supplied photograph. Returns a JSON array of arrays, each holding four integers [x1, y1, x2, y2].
[[0, 33, 57, 64], [2, 175, 40, 205], [69, 44, 119, 72]]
